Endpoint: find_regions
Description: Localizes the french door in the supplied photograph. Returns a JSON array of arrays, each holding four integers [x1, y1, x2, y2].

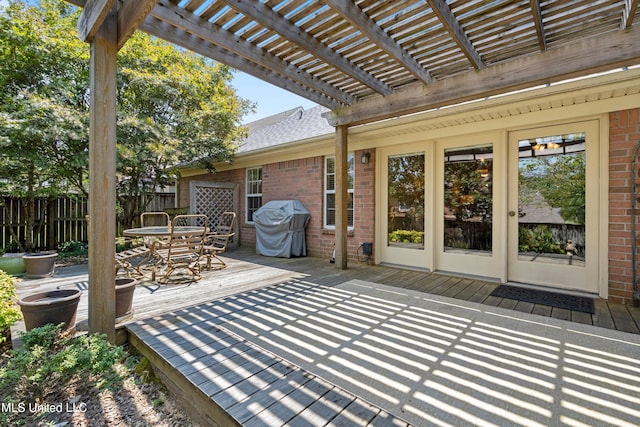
[[507, 121, 600, 293], [435, 134, 505, 280], [378, 120, 602, 294]]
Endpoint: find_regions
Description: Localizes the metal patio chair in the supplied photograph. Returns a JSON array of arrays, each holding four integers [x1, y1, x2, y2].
[[151, 214, 208, 284], [203, 212, 236, 270]]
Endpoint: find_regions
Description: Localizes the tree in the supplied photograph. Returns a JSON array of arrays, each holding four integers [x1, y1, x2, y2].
[[388, 154, 425, 235], [0, 0, 254, 246], [0, 0, 89, 251], [115, 32, 254, 228], [519, 152, 586, 224]]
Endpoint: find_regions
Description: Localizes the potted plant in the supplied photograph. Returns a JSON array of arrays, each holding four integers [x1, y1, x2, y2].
[[18, 289, 81, 332], [115, 277, 137, 322], [0, 270, 22, 351], [22, 251, 58, 279], [0, 248, 26, 277]]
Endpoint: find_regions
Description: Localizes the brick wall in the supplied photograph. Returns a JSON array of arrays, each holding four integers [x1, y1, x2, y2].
[[262, 156, 325, 257], [609, 108, 640, 304], [180, 149, 376, 264]]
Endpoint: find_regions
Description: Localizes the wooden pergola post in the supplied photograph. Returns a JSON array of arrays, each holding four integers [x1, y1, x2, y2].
[[334, 125, 348, 269], [87, 8, 117, 343]]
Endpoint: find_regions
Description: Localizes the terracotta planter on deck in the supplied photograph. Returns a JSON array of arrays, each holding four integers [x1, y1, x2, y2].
[[18, 289, 81, 332], [115, 277, 137, 322], [23, 252, 58, 279]]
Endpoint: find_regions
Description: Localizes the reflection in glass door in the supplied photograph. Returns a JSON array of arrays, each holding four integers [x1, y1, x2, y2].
[[517, 133, 585, 267], [436, 140, 500, 280], [443, 145, 493, 255], [387, 153, 425, 249]]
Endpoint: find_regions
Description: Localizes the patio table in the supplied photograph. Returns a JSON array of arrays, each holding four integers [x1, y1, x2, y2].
[[120, 226, 207, 279], [123, 226, 207, 238]]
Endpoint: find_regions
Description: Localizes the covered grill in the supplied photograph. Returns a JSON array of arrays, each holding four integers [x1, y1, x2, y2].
[[253, 200, 310, 258]]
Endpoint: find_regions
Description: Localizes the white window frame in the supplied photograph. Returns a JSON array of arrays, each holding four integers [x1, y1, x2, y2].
[[324, 155, 354, 229], [246, 167, 262, 224]]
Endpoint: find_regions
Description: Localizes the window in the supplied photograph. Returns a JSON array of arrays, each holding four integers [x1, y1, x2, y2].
[[443, 145, 493, 254], [325, 155, 354, 228], [246, 167, 262, 223], [388, 153, 425, 249]]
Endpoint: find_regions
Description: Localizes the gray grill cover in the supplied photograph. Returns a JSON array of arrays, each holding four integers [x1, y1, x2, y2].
[[254, 200, 310, 258]]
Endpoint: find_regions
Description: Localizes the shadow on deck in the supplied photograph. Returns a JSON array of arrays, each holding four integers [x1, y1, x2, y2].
[[12, 246, 640, 426]]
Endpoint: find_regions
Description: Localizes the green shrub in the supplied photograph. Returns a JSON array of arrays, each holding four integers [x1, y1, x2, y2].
[[0, 271, 21, 343], [518, 225, 564, 254], [57, 240, 88, 257], [0, 324, 128, 425], [388, 229, 424, 244]]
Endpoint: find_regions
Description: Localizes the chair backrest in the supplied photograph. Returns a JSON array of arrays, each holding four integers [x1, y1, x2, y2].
[[172, 214, 208, 229], [206, 212, 236, 251], [140, 211, 170, 227], [216, 212, 236, 235], [165, 214, 208, 259]]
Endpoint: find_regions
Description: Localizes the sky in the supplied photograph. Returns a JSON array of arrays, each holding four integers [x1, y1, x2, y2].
[[230, 72, 318, 124]]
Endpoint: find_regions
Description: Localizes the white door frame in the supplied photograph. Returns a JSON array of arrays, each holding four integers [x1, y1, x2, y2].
[[507, 120, 601, 294]]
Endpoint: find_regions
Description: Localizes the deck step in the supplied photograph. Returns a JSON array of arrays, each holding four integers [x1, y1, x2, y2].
[[126, 312, 412, 426]]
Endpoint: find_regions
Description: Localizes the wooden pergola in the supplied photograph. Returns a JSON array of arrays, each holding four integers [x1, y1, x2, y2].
[[64, 0, 640, 341]]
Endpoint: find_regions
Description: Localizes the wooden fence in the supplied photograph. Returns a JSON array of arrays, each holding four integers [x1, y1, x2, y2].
[[1, 194, 175, 251]]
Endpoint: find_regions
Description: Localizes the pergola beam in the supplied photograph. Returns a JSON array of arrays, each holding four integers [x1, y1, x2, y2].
[[324, 0, 432, 85], [76, 0, 115, 42], [224, 0, 394, 96], [426, 0, 485, 70], [326, 24, 640, 126], [117, 0, 159, 50], [150, 0, 355, 106]]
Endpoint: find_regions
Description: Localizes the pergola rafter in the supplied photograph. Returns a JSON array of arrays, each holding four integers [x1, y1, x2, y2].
[[149, 0, 354, 107], [224, 0, 394, 96], [530, 0, 547, 51], [325, 0, 432, 85], [624, 0, 640, 29], [426, 0, 485, 70]]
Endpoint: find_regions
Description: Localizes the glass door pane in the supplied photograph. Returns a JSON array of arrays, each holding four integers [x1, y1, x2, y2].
[[443, 145, 493, 255], [388, 153, 425, 249], [517, 133, 585, 267]]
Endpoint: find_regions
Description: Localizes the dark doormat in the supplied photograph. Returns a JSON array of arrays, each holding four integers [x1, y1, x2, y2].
[[489, 285, 595, 314]]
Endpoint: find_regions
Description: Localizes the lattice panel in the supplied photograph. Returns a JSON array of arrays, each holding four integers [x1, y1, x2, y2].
[[193, 185, 235, 239]]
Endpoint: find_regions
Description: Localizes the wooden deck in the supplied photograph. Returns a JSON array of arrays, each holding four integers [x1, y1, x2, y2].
[[120, 249, 640, 426], [14, 246, 640, 335], [13, 247, 640, 425], [202, 247, 640, 334]]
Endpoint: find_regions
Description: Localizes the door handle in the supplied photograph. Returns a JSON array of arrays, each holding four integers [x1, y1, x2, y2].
[[508, 211, 516, 217]]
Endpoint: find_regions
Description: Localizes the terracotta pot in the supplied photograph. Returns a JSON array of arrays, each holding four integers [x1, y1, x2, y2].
[[115, 277, 137, 321], [0, 254, 26, 276], [23, 253, 57, 279], [18, 289, 81, 332]]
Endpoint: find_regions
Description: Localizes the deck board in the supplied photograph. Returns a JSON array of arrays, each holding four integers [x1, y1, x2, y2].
[[127, 276, 640, 426], [127, 300, 413, 426]]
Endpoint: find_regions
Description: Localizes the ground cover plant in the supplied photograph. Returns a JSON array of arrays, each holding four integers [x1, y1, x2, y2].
[[0, 270, 21, 347], [0, 324, 198, 426]]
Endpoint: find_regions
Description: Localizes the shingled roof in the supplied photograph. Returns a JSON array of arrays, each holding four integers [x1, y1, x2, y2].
[[237, 105, 334, 154]]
